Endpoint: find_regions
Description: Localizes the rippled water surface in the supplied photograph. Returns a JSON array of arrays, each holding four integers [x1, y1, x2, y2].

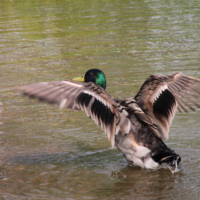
[[1, 0, 200, 199]]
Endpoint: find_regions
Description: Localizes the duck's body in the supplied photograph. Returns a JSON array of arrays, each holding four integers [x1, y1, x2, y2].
[[17, 69, 200, 170], [113, 98, 180, 169]]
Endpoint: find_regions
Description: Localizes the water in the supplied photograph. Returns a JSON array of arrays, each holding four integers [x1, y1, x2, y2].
[[1, 0, 200, 199]]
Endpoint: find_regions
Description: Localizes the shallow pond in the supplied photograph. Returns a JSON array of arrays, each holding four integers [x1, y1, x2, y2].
[[1, 0, 200, 199]]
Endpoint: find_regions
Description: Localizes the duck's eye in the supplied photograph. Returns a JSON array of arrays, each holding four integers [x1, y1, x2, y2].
[[89, 72, 93, 76]]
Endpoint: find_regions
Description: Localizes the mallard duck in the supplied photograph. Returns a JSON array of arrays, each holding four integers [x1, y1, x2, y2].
[[17, 69, 200, 170]]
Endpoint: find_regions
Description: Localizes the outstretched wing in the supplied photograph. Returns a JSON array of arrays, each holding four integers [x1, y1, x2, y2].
[[134, 72, 200, 140], [16, 81, 132, 147]]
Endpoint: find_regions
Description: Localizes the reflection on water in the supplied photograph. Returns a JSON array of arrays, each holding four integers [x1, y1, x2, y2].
[[1, 0, 200, 199]]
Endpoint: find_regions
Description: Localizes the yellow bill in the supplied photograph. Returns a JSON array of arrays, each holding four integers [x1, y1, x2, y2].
[[73, 75, 85, 82]]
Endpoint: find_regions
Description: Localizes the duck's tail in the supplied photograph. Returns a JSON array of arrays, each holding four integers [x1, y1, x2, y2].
[[151, 146, 181, 168]]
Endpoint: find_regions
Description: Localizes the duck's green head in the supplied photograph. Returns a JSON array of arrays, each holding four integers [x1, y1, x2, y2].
[[73, 69, 106, 89]]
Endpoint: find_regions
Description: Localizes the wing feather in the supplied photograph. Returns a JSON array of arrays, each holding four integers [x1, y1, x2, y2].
[[135, 72, 200, 140], [16, 81, 131, 147]]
